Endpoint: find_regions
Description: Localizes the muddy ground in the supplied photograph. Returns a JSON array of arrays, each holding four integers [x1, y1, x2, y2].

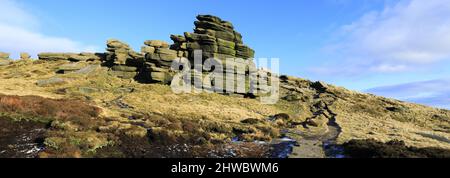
[[0, 117, 47, 158]]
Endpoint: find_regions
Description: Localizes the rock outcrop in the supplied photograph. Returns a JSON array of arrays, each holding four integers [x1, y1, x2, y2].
[[5, 15, 269, 97], [20, 53, 31, 60], [0, 52, 11, 66], [141, 40, 178, 84], [38, 52, 104, 62], [0, 52, 10, 60], [167, 15, 258, 95], [105, 39, 144, 79]]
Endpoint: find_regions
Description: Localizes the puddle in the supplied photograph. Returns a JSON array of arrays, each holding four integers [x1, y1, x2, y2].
[[268, 137, 299, 158], [0, 118, 47, 158]]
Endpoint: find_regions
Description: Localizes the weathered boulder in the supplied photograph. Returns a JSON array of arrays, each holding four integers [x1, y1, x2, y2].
[[68, 53, 103, 62], [105, 39, 143, 67], [215, 30, 235, 42], [57, 63, 86, 73], [147, 48, 178, 62], [38, 53, 75, 61], [235, 44, 255, 58], [74, 65, 100, 75], [197, 15, 223, 24], [217, 38, 235, 49], [20, 53, 31, 60], [144, 40, 169, 48], [38, 52, 104, 62], [36, 77, 67, 87], [112, 65, 138, 72], [194, 20, 232, 32], [171, 14, 255, 65], [218, 46, 236, 56], [0, 52, 10, 60], [150, 72, 173, 84], [141, 46, 155, 54], [305, 115, 329, 127], [170, 35, 186, 43], [312, 81, 328, 92], [107, 39, 130, 50]]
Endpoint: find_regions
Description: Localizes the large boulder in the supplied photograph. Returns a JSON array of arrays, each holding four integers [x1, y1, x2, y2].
[[38, 53, 75, 61], [194, 20, 232, 32], [68, 53, 103, 62], [215, 30, 235, 42], [57, 63, 86, 73], [154, 48, 178, 61], [36, 77, 67, 87], [107, 39, 130, 51], [112, 65, 138, 72], [144, 40, 169, 48], [150, 72, 173, 84], [141, 46, 156, 54], [197, 15, 223, 24], [235, 44, 255, 58], [170, 35, 187, 43]]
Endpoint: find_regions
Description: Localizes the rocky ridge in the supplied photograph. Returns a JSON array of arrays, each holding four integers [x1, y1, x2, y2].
[[0, 15, 449, 158]]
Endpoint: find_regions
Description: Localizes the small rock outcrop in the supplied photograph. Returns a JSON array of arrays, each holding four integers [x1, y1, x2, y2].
[[38, 52, 104, 62], [20, 53, 31, 60], [105, 39, 144, 79], [0, 52, 11, 66], [6, 15, 271, 97], [0, 52, 10, 60], [142, 40, 178, 84]]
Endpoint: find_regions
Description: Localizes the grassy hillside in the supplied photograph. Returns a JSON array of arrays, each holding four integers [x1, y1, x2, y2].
[[0, 59, 449, 158]]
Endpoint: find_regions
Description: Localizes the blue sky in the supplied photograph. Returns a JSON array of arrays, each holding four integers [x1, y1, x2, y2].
[[1, 0, 450, 109]]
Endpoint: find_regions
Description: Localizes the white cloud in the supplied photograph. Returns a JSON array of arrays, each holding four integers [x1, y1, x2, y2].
[[317, 0, 450, 75], [0, 0, 98, 59], [366, 79, 450, 109], [0, 0, 37, 28]]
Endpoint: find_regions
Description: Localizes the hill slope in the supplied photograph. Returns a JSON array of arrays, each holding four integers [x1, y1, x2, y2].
[[0, 59, 449, 158]]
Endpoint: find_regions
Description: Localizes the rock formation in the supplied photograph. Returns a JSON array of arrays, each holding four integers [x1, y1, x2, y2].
[[4, 15, 268, 97], [0, 52, 11, 66], [105, 39, 143, 79], [20, 53, 31, 60], [141, 40, 178, 84], [0, 52, 10, 60], [38, 52, 104, 62], [168, 15, 257, 95]]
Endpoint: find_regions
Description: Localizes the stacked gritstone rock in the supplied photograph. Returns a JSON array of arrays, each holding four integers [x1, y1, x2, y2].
[[38, 52, 104, 62], [170, 15, 256, 95], [105, 39, 144, 79], [169, 35, 189, 58], [0, 52, 11, 66], [142, 40, 178, 84], [38, 52, 105, 74]]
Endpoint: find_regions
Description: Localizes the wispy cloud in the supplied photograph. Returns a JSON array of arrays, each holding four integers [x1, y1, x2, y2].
[[313, 0, 450, 76], [0, 0, 98, 59], [366, 79, 450, 109]]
